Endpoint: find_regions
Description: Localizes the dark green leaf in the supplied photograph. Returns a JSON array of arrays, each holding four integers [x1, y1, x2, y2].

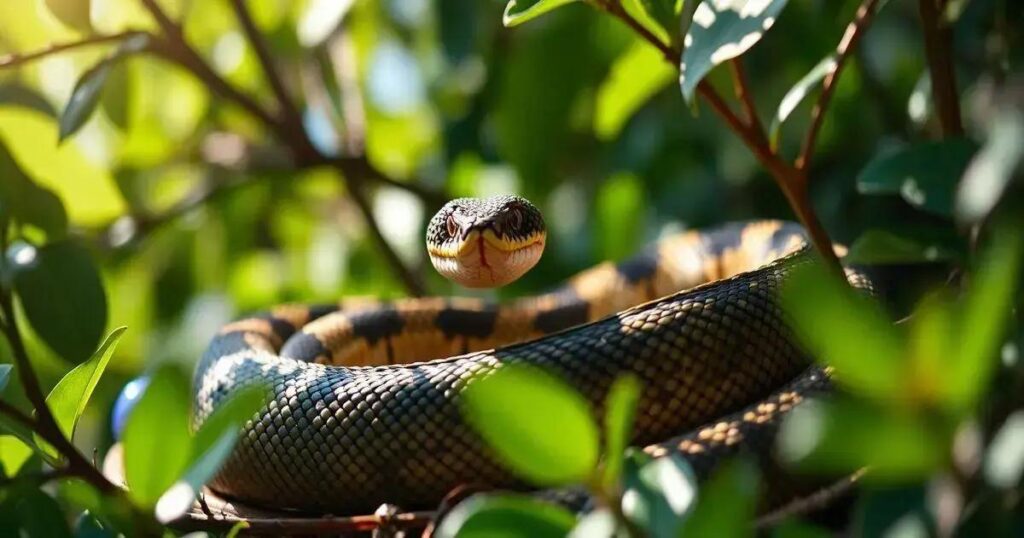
[[122, 364, 191, 508], [34, 327, 126, 460], [0, 142, 68, 240], [73, 510, 115, 538], [10, 241, 107, 364], [857, 139, 978, 217], [503, 0, 578, 27], [952, 231, 1023, 408], [679, 459, 759, 538], [45, 0, 92, 33], [638, 0, 679, 41], [778, 398, 944, 479], [463, 364, 599, 486], [17, 490, 71, 538], [679, 0, 789, 101], [770, 56, 836, 150], [622, 452, 696, 536], [191, 383, 269, 463], [0, 365, 10, 393], [603, 375, 640, 490], [434, 494, 576, 538], [0, 83, 58, 118], [100, 62, 131, 130], [844, 229, 954, 265], [854, 485, 931, 537], [782, 261, 904, 400], [772, 521, 833, 538]]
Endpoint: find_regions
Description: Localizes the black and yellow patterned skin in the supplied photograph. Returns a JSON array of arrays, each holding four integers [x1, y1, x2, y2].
[[192, 220, 869, 514]]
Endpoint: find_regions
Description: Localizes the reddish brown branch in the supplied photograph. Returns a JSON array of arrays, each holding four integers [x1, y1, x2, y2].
[[917, 0, 963, 137], [797, 0, 881, 171], [0, 31, 148, 70], [729, 58, 766, 142], [173, 510, 434, 535], [597, 0, 679, 63]]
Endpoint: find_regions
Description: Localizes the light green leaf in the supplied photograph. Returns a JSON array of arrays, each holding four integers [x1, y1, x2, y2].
[[596, 173, 645, 261], [595, 42, 676, 140], [122, 364, 192, 508], [434, 494, 576, 538], [0, 436, 33, 477], [156, 428, 238, 523], [503, 0, 578, 27], [603, 375, 640, 490], [679, 0, 789, 102], [101, 62, 131, 131], [11, 241, 107, 364], [770, 56, 836, 150], [679, 459, 759, 538], [778, 398, 944, 479], [190, 384, 269, 465], [622, 452, 697, 536], [844, 229, 954, 265], [856, 139, 978, 217], [950, 230, 1023, 409], [34, 327, 126, 460], [781, 261, 904, 401], [45, 0, 93, 33], [463, 364, 599, 486], [636, 0, 678, 42]]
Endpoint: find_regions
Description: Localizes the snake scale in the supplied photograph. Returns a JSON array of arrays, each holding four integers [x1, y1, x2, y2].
[[192, 214, 871, 515]]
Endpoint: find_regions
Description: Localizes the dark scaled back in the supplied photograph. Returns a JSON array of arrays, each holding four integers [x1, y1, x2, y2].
[[426, 195, 546, 245]]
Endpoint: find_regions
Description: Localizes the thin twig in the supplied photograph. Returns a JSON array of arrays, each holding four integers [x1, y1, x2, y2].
[[729, 58, 766, 141], [597, 0, 679, 63], [0, 31, 148, 70], [797, 0, 881, 172], [173, 510, 435, 535], [917, 0, 963, 137]]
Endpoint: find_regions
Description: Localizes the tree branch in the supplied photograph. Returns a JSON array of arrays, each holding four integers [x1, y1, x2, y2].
[[0, 31, 149, 70], [917, 0, 963, 137], [0, 399, 36, 431], [797, 0, 881, 172], [597, 0, 679, 63], [729, 58, 766, 141]]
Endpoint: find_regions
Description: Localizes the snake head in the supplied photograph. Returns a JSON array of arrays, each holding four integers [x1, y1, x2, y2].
[[427, 195, 546, 288]]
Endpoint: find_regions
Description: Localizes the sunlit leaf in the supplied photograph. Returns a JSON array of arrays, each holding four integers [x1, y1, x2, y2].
[[622, 452, 696, 536], [603, 375, 640, 490], [636, 0, 678, 41], [770, 56, 836, 150], [0, 436, 33, 477], [463, 364, 599, 486], [595, 42, 676, 140], [101, 62, 131, 130], [596, 173, 645, 261], [906, 294, 954, 408], [778, 398, 944, 479], [857, 139, 978, 217], [679, 0, 789, 102], [434, 494, 576, 538], [950, 230, 1023, 408], [844, 229, 954, 265], [679, 459, 759, 537], [985, 410, 1024, 489], [955, 111, 1024, 224], [782, 260, 904, 400], [503, 0, 578, 27], [297, 0, 354, 47], [122, 364, 191, 508], [45, 0, 93, 33], [156, 428, 238, 523], [34, 327, 126, 460], [10, 241, 107, 364]]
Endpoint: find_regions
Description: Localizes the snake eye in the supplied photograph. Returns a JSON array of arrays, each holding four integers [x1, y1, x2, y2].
[[446, 215, 458, 237]]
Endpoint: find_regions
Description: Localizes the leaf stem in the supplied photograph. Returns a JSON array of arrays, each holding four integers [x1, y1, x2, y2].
[[0, 32, 150, 70], [917, 0, 964, 137]]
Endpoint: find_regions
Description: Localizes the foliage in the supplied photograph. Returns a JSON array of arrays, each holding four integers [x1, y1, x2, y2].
[[0, 0, 1020, 536]]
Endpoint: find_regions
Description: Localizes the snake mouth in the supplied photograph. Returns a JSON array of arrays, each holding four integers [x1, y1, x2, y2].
[[428, 229, 546, 288]]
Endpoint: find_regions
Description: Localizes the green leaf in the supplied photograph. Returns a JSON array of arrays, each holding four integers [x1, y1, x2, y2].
[[17, 489, 72, 538], [622, 451, 697, 536], [434, 494, 576, 538], [190, 383, 269, 465], [100, 62, 131, 131], [0, 84, 58, 118], [44, 0, 92, 33], [463, 364, 599, 486], [10, 241, 107, 364], [594, 42, 676, 140], [155, 428, 238, 523], [0, 141, 68, 240], [770, 56, 836, 150], [778, 398, 944, 479], [950, 230, 1023, 408], [122, 364, 192, 509], [603, 375, 640, 490], [955, 109, 1024, 224], [679, 0, 789, 102], [853, 486, 930, 537], [596, 173, 645, 261], [679, 459, 759, 538], [0, 436, 33, 477], [502, 0, 578, 27], [0, 365, 10, 393], [844, 229, 954, 265], [856, 139, 978, 217], [781, 260, 904, 401], [772, 521, 833, 538], [34, 327, 126, 460], [636, 0, 679, 41]]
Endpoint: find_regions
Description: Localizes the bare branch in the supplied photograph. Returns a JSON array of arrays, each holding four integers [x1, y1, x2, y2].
[[917, 0, 964, 137], [797, 0, 882, 172], [173, 509, 434, 535], [0, 31, 149, 70], [729, 58, 766, 143]]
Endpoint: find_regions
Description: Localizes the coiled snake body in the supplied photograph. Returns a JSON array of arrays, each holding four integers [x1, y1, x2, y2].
[[193, 214, 869, 514]]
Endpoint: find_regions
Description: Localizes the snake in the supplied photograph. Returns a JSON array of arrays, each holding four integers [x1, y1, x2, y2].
[[192, 195, 872, 515]]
